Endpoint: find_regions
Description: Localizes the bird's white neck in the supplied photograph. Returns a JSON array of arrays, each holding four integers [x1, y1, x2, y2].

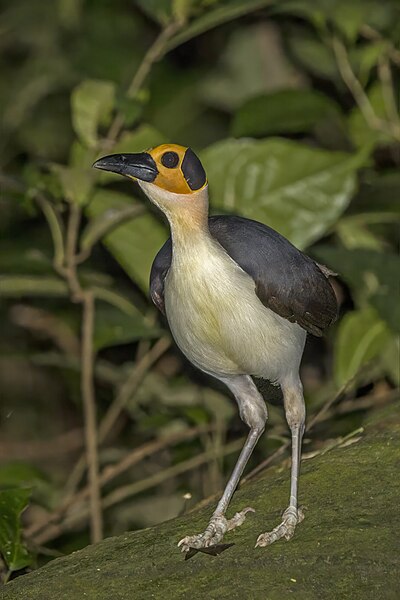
[[138, 181, 210, 246]]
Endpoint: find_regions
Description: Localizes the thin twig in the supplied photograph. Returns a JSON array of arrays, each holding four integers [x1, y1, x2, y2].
[[81, 290, 103, 543], [331, 36, 381, 128], [331, 35, 399, 141], [306, 376, 358, 431], [302, 427, 364, 461], [34, 193, 65, 273], [64, 204, 83, 300], [62, 204, 103, 543]]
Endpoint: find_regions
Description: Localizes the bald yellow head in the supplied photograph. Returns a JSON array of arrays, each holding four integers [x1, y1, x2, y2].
[[93, 143, 207, 195]]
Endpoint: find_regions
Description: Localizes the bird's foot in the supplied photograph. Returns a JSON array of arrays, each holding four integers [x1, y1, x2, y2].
[[178, 507, 255, 553], [255, 506, 304, 548]]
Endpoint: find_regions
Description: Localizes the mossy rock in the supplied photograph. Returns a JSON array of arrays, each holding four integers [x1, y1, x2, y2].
[[4, 404, 400, 600]]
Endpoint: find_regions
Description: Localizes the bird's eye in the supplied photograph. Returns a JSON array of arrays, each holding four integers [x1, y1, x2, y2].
[[161, 151, 179, 169]]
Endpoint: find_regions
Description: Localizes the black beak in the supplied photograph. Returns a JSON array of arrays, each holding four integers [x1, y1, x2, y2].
[[92, 152, 158, 182]]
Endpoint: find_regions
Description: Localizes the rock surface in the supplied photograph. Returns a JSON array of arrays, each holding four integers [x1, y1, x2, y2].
[[3, 405, 399, 600]]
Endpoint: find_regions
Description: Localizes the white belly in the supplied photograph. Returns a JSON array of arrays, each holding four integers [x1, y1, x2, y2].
[[164, 237, 306, 384]]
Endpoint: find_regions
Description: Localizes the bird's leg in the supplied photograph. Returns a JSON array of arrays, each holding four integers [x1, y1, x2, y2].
[[256, 379, 305, 547], [178, 375, 268, 553]]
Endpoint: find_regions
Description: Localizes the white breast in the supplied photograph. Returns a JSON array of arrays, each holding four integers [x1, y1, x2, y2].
[[164, 235, 306, 384]]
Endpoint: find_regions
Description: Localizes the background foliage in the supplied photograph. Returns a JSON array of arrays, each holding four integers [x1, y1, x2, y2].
[[0, 0, 399, 583]]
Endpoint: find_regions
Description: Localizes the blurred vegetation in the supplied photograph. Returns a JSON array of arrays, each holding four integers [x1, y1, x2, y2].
[[0, 0, 399, 585]]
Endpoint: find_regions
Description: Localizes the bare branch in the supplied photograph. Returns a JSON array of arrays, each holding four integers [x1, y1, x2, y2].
[[332, 36, 381, 128], [81, 290, 103, 543]]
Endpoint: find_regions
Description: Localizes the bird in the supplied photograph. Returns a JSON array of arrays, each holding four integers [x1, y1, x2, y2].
[[93, 143, 338, 552]]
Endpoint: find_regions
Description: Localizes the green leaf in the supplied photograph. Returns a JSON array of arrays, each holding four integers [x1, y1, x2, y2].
[[134, 0, 173, 24], [354, 41, 389, 85], [334, 308, 391, 386], [71, 79, 115, 148], [201, 138, 366, 249], [52, 165, 94, 206], [274, 0, 399, 39], [111, 125, 165, 155], [173, 0, 196, 22], [0, 488, 32, 572], [330, 0, 399, 40], [58, 0, 83, 29], [335, 219, 384, 250], [330, 3, 371, 42], [146, 69, 207, 144], [270, 1, 327, 30], [287, 27, 386, 84], [349, 171, 400, 217], [287, 30, 338, 80], [80, 203, 145, 254], [85, 189, 167, 291], [167, 0, 275, 51], [199, 23, 301, 112], [116, 97, 145, 128], [93, 305, 160, 350], [0, 464, 52, 510], [232, 90, 340, 137], [0, 464, 46, 489], [313, 247, 400, 334]]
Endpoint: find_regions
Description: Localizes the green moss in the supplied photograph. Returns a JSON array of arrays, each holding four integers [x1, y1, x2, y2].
[[3, 405, 400, 600]]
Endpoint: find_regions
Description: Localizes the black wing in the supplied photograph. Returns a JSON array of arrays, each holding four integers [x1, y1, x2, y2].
[[149, 215, 338, 336]]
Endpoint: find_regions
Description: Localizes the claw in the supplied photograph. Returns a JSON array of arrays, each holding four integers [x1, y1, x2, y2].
[[255, 506, 304, 548], [178, 507, 255, 553]]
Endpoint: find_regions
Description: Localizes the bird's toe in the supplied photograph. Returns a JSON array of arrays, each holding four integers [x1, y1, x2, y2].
[[178, 507, 255, 553], [255, 506, 304, 548]]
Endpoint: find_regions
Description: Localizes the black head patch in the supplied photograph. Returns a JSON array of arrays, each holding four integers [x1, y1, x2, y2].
[[161, 151, 179, 168], [181, 148, 207, 190]]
